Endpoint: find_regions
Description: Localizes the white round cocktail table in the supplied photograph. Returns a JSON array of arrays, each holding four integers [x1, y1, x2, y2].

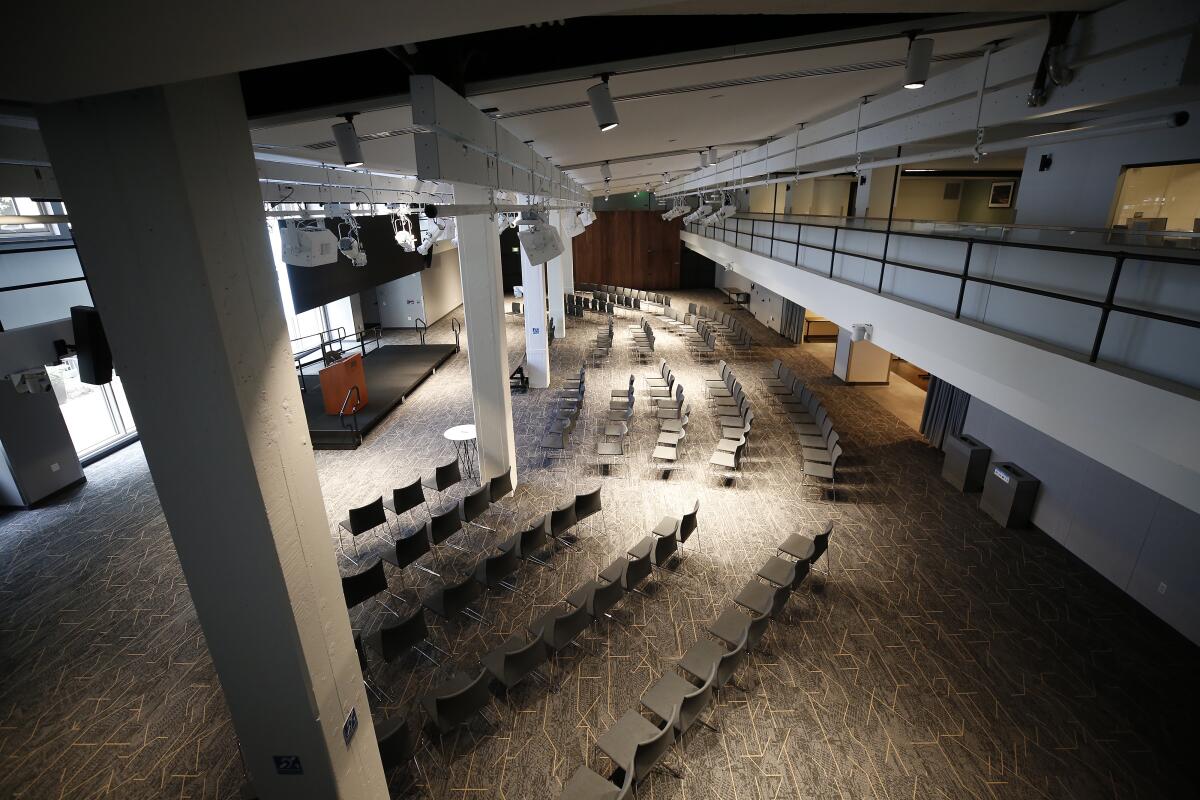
[[444, 424, 478, 482]]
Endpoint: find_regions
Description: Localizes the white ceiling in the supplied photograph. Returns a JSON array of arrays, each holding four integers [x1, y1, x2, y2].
[[251, 17, 1039, 195]]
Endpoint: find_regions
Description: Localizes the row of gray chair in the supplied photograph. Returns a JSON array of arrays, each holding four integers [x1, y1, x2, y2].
[[578, 282, 672, 310], [706, 360, 751, 480], [763, 359, 843, 488], [562, 516, 831, 798]]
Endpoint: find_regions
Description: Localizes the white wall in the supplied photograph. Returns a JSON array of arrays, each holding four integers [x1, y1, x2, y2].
[[1015, 101, 1200, 229], [376, 272, 424, 328], [893, 178, 962, 221], [715, 264, 783, 333], [420, 245, 463, 325], [965, 399, 1200, 645], [0, 247, 93, 330]]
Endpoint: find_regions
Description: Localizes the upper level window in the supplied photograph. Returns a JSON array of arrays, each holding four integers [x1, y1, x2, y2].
[[0, 197, 70, 241], [1109, 162, 1200, 234]]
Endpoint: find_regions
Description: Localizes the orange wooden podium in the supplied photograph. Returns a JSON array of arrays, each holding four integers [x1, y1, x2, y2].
[[319, 353, 368, 415]]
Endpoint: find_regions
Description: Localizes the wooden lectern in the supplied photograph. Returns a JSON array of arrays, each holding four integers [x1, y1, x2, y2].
[[319, 353, 369, 415]]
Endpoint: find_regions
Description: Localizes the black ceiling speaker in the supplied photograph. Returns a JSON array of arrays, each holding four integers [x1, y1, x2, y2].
[[71, 306, 113, 385]]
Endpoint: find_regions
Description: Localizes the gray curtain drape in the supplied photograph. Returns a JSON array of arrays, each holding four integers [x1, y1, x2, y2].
[[780, 299, 805, 343], [920, 376, 971, 449]]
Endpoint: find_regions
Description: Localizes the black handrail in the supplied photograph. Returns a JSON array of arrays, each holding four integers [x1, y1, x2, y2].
[[689, 215, 1200, 383], [338, 384, 362, 434], [450, 318, 462, 351], [414, 318, 427, 345]]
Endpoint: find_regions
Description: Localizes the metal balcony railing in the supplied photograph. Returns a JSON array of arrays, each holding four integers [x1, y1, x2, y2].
[[686, 213, 1200, 391]]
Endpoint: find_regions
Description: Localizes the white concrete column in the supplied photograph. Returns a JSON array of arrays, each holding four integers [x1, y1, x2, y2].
[[519, 243, 551, 388], [452, 183, 519, 482], [37, 78, 387, 799], [546, 211, 567, 339], [559, 212, 576, 295]]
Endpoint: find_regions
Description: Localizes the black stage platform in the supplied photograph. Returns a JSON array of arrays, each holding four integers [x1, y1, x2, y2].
[[301, 344, 458, 449]]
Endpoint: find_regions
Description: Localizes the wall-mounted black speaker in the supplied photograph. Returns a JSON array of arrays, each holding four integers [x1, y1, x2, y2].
[[71, 306, 113, 385]]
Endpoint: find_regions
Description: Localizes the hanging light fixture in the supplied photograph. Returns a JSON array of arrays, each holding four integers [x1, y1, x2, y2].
[[904, 36, 934, 89], [600, 161, 612, 180], [587, 74, 620, 131], [331, 113, 365, 167]]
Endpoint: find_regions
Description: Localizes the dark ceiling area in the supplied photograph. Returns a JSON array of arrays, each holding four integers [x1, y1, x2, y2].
[[240, 13, 928, 121]]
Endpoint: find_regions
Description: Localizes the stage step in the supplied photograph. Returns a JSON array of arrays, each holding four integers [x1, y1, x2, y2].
[[311, 428, 363, 450]]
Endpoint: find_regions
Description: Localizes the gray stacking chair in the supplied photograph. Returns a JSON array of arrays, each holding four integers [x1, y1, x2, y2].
[[645, 359, 670, 390], [422, 458, 463, 500], [487, 468, 517, 523], [648, 372, 675, 400], [721, 408, 754, 440], [791, 404, 828, 436], [528, 601, 593, 689], [550, 498, 579, 549], [656, 412, 688, 448], [565, 571, 625, 623], [641, 662, 719, 746], [757, 554, 811, 591], [427, 503, 468, 553], [480, 632, 549, 691], [600, 549, 653, 595], [605, 406, 633, 435], [652, 499, 699, 550], [540, 417, 575, 460], [658, 402, 691, 433], [341, 560, 389, 611], [761, 358, 785, 383], [709, 438, 746, 482], [459, 483, 494, 534], [718, 397, 751, 430], [767, 371, 796, 397], [474, 545, 522, 593], [678, 625, 750, 693], [611, 374, 635, 399], [627, 529, 679, 574], [382, 527, 440, 586], [339, 496, 392, 563], [780, 521, 834, 575], [373, 714, 424, 785], [733, 578, 793, 622], [575, 486, 605, 537], [364, 605, 448, 667], [802, 430, 840, 464], [422, 573, 487, 624], [595, 705, 682, 787], [803, 443, 843, 489], [707, 604, 772, 653], [385, 476, 427, 526], [597, 426, 630, 477], [420, 668, 497, 738], [651, 425, 685, 472], [498, 515, 552, 566]]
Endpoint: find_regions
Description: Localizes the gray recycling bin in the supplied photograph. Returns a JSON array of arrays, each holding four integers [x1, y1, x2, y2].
[[979, 462, 1041, 529], [941, 433, 992, 492]]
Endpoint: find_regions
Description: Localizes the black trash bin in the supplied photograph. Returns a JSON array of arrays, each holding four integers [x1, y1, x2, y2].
[[980, 462, 1041, 529]]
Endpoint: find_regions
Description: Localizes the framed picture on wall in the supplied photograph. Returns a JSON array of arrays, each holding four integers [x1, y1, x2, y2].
[[988, 181, 1015, 208]]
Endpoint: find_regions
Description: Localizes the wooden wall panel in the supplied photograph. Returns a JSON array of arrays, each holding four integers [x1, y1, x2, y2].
[[571, 210, 682, 289]]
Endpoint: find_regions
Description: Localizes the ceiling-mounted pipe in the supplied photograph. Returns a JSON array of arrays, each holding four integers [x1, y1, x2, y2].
[[659, 111, 1188, 198]]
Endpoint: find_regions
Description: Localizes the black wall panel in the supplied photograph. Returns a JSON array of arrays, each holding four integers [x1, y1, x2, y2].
[[287, 214, 429, 313]]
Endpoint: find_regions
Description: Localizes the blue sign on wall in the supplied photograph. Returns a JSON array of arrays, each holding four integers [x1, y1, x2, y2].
[[343, 707, 358, 746]]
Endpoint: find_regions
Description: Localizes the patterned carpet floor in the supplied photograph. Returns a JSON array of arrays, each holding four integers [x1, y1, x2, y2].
[[1, 288, 1196, 799]]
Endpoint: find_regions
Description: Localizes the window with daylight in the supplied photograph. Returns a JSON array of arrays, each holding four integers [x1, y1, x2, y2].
[[0, 197, 70, 241]]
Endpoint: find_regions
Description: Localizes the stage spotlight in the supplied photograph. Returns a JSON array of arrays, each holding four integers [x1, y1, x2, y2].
[[904, 37, 934, 89], [700, 151, 709, 168], [518, 215, 565, 264], [393, 213, 416, 252], [587, 75, 620, 131], [682, 204, 713, 224], [331, 113, 365, 167], [600, 161, 612, 180]]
